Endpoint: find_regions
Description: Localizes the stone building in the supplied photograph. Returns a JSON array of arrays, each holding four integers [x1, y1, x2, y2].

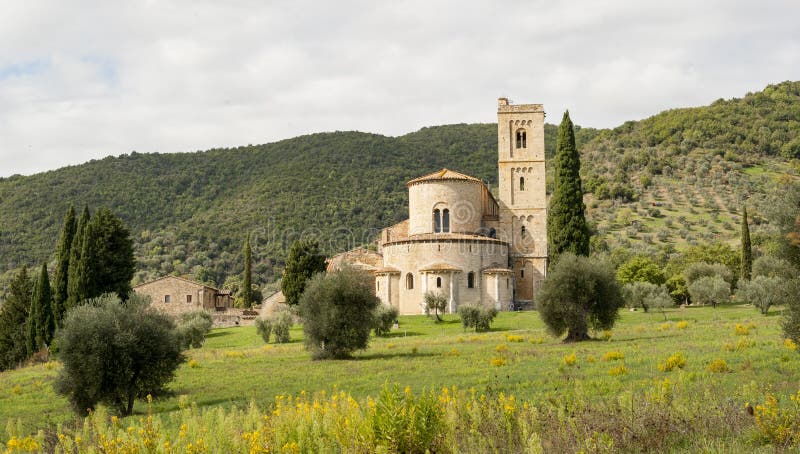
[[336, 98, 548, 314], [133, 275, 234, 317]]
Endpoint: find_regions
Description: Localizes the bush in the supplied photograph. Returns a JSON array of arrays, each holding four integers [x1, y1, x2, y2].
[[255, 317, 272, 343], [658, 352, 686, 372], [53, 293, 185, 415], [373, 304, 398, 337], [272, 311, 293, 344], [457, 304, 498, 332], [178, 310, 213, 349], [537, 254, 624, 342], [299, 266, 380, 359], [688, 276, 730, 307]]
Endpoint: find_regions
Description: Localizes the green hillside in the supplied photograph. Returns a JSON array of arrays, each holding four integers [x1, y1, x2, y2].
[[1, 81, 799, 297]]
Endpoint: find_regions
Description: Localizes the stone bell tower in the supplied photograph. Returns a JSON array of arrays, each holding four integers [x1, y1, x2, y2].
[[496, 98, 548, 304]]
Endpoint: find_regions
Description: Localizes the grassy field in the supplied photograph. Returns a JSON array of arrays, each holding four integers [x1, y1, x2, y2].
[[2, 305, 799, 451]]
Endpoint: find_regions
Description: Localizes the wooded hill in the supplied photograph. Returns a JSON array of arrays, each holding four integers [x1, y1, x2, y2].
[[1, 81, 798, 296]]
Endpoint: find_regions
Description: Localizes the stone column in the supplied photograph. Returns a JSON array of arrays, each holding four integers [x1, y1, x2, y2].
[[421, 272, 428, 312], [494, 275, 501, 310], [448, 272, 456, 313]]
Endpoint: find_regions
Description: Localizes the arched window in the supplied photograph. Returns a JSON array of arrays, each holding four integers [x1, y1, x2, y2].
[[489, 228, 496, 238], [515, 129, 527, 148], [433, 209, 441, 233], [520, 176, 525, 191], [406, 273, 414, 290], [442, 209, 450, 233], [520, 268, 525, 278], [436, 277, 442, 288], [377, 281, 380, 291], [506, 278, 509, 288], [521, 225, 527, 238], [467, 272, 475, 288]]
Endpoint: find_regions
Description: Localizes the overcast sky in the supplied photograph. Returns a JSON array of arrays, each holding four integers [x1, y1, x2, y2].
[[1, 1, 798, 177]]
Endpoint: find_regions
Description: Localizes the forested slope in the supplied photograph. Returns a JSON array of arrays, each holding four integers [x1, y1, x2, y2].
[[1, 81, 798, 296]]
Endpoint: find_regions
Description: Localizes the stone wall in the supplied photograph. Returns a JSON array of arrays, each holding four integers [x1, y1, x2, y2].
[[381, 238, 509, 314]]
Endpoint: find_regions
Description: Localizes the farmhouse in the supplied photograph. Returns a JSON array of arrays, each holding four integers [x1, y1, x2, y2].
[[335, 98, 548, 314], [133, 275, 235, 317]]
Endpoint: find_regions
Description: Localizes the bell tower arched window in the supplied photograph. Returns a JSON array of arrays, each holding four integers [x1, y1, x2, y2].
[[467, 272, 475, 289], [520, 176, 525, 191], [433, 209, 441, 233], [515, 129, 527, 149], [442, 209, 450, 233], [406, 273, 414, 290]]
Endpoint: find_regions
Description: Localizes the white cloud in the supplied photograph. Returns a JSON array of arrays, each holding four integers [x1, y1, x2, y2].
[[0, 0, 799, 176]]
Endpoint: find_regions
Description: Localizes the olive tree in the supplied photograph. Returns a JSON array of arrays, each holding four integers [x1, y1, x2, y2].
[[423, 291, 447, 322], [782, 280, 800, 347], [53, 293, 185, 416], [299, 266, 379, 359], [735, 276, 794, 315], [688, 276, 730, 308], [537, 254, 624, 342], [622, 282, 673, 319]]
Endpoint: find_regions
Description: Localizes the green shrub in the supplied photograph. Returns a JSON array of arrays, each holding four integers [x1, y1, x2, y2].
[[178, 310, 213, 349], [53, 293, 185, 415], [299, 266, 380, 359], [255, 317, 272, 343], [271, 311, 293, 344], [373, 304, 398, 337], [372, 385, 447, 452], [458, 304, 498, 332]]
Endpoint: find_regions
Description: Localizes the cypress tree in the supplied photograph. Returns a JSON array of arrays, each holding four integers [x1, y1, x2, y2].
[[741, 205, 752, 281], [90, 207, 135, 299], [73, 221, 98, 304], [53, 205, 76, 325], [242, 234, 253, 308], [281, 239, 327, 306], [26, 264, 53, 355], [547, 111, 590, 265], [0, 267, 33, 370], [26, 295, 39, 356], [66, 206, 90, 311]]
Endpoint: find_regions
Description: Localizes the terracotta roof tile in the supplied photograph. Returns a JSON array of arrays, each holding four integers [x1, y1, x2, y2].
[[406, 168, 484, 186]]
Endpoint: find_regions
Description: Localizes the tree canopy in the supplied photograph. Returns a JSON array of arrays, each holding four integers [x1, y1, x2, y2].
[[537, 254, 624, 342], [547, 111, 590, 264], [281, 239, 326, 306], [299, 266, 380, 359], [53, 293, 185, 416]]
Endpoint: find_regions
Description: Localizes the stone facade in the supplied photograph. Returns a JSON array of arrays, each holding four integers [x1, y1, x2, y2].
[[333, 99, 547, 314], [133, 275, 234, 317], [496, 98, 548, 302]]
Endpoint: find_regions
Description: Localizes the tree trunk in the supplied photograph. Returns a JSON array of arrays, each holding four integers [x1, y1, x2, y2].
[[564, 317, 590, 342]]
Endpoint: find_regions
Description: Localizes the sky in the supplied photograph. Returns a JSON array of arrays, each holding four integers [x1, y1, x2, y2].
[[0, 1, 798, 177]]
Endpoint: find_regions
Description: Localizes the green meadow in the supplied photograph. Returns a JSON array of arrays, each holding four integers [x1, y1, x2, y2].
[[2, 305, 799, 451]]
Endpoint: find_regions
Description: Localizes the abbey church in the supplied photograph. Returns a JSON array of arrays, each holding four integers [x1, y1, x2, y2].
[[332, 98, 548, 314]]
